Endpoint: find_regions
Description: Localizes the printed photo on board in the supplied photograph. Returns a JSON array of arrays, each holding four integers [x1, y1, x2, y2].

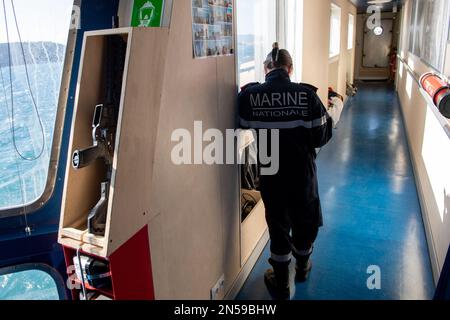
[[191, 0, 234, 58]]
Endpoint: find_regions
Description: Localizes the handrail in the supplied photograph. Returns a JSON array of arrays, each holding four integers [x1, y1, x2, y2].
[[398, 54, 450, 84], [397, 55, 450, 139], [397, 55, 421, 84]]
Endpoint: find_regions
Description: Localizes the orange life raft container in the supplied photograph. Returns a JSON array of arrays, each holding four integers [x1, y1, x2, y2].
[[420, 72, 450, 119]]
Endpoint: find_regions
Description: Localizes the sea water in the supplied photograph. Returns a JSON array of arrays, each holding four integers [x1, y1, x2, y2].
[[0, 62, 63, 209], [0, 269, 59, 300], [0, 62, 64, 300]]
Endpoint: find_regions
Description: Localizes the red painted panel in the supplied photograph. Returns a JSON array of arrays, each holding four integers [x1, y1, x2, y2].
[[109, 225, 154, 300]]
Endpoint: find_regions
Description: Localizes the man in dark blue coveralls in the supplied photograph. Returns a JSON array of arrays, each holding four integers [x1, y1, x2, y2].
[[238, 43, 333, 299]]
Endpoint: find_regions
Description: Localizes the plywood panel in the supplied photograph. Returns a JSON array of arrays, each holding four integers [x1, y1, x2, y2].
[[107, 27, 170, 255], [241, 200, 267, 264], [145, 0, 239, 299], [60, 34, 109, 235], [216, 55, 241, 293]]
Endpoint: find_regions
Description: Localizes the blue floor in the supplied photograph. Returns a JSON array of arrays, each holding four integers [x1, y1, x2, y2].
[[237, 82, 435, 300]]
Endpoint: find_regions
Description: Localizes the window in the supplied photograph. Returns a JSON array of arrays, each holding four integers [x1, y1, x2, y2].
[[236, 0, 304, 86], [408, 0, 418, 54], [348, 13, 354, 50], [236, 0, 277, 88], [283, 0, 303, 82], [329, 3, 341, 58], [0, 267, 61, 300], [408, 0, 450, 72], [0, 0, 74, 210]]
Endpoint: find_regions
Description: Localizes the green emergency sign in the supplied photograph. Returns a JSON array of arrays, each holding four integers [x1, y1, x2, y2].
[[131, 0, 164, 27]]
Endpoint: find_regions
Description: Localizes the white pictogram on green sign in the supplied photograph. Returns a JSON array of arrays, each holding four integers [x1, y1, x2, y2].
[[131, 0, 164, 28]]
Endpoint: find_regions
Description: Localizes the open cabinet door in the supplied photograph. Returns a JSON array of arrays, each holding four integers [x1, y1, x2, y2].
[[0, 0, 120, 300]]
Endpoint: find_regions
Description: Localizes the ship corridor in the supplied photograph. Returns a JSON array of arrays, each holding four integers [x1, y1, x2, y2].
[[1, 0, 450, 302], [238, 82, 435, 300]]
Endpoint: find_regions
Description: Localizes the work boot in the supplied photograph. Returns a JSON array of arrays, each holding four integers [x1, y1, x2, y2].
[[295, 254, 312, 283], [264, 258, 290, 300]]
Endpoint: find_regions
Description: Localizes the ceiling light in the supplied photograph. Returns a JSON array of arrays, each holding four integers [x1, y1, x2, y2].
[[367, 0, 393, 4], [373, 26, 384, 36]]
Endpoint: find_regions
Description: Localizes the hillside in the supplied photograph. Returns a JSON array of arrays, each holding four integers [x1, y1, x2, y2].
[[0, 42, 66, 68]]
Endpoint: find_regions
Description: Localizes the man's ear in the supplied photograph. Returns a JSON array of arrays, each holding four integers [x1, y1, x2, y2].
[[288, 66, 294, 76]]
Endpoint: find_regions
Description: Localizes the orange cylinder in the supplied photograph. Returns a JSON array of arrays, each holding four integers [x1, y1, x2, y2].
[[420, 73, 450, 119]]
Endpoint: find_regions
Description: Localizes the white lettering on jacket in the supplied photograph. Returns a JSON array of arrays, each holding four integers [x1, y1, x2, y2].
[[250, 92, 309, 107], [252, 109, 309, 118]]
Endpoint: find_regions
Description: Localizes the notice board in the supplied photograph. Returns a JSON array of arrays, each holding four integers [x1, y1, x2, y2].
[[191, 0, 234, 59]]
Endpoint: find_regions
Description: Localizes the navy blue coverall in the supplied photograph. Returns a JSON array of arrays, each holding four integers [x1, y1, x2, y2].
[[238, 68, 333, 263]]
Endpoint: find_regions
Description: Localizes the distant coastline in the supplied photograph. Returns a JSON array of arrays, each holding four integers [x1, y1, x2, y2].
[[0, 42, 66, 68]]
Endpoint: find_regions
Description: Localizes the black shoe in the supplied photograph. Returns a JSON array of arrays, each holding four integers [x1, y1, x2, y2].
[[295, 259, 312, 283], [264, 269, 290, 300], [264, 258, 290, 300]]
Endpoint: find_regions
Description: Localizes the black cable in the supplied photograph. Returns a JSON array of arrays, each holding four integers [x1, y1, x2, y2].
[[77, 248, 88, 300]]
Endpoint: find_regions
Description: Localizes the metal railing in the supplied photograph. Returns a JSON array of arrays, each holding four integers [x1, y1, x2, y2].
[[397, 55, 450, 139]]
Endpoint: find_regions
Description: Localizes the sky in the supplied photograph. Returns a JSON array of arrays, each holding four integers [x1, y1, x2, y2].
[[236, 0, 254, 34], [0, 0, 73, 44], [236, 0, 277, 37]]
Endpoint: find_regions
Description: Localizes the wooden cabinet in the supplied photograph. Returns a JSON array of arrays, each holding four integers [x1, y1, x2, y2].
[[58, 27, 169, 258], [239, 130, 268, 265]]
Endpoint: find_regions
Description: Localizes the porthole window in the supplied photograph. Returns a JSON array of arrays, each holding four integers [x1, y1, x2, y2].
[[0, 0, 74, 212], [0, 266, 63, 300]]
